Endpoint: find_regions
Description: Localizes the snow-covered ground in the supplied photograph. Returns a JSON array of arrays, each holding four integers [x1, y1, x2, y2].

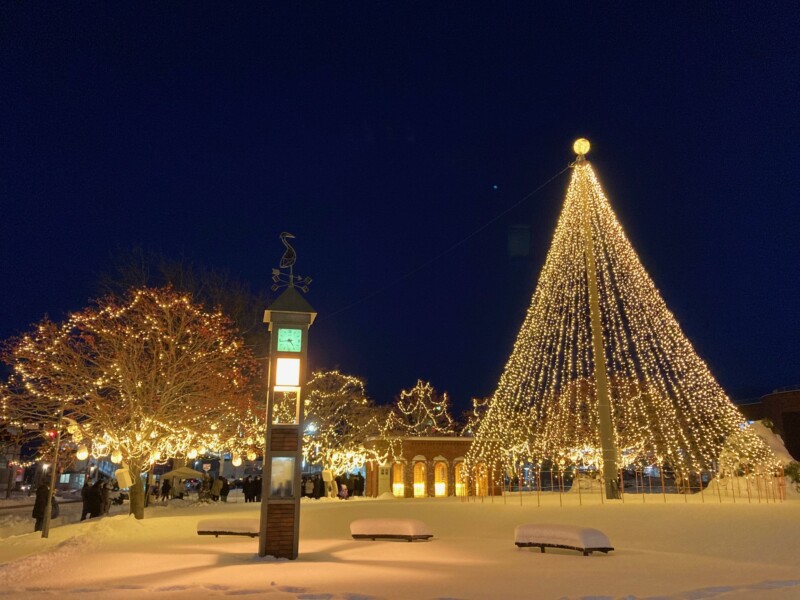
[[1, 491, 799, 600]]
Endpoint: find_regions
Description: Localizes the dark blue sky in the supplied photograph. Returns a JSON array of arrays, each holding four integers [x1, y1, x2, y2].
[[2, 4, 798, 410]]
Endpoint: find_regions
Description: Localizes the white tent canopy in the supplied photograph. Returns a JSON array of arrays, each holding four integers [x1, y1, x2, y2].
[[160, 466, 205, 480]]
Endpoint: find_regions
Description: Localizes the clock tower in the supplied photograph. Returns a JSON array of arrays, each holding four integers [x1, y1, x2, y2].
[[258, 238, 316, 559]]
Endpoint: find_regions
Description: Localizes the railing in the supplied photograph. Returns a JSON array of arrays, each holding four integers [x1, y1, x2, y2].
[[456, 466, 789, 506]]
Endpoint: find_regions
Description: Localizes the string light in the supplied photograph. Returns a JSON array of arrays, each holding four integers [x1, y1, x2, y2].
[[391, 380, 456, 437], [467, 148, 776, 481], [303, 370, 381, 475], [2, 286, 258, 516]]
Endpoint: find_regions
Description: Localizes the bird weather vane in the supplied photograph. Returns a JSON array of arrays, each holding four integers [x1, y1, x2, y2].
[[271, 232, 312, 293]]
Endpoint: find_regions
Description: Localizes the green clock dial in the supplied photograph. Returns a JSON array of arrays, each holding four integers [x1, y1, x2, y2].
[[277, 328, 302, 352]]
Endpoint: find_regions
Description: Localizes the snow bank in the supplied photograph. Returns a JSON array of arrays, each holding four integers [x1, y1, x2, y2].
[[1, 492, 799, 599]]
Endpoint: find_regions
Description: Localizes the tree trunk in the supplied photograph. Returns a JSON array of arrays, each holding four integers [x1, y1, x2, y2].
[[128, 459, 145, 519], [5, 465, 14, 499]]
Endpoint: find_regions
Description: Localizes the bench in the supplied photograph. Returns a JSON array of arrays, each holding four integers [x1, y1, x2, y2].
[[514, 524, 613, 556], [197, 518, 260, 538], [350, 518, 433, 542]]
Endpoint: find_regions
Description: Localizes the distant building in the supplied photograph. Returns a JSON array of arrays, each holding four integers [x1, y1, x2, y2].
[[738, 386, 800, 460], [363, 436, 501, 498]]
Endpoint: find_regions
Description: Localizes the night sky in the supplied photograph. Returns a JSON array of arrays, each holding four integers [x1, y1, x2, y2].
[[2, 4, 799, 411]]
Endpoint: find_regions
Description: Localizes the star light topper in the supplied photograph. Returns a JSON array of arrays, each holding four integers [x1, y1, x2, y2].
[[271, 232, 312, 293]]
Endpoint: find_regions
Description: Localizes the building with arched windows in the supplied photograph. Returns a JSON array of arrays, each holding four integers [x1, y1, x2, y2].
[[363, 436, 501, 498]]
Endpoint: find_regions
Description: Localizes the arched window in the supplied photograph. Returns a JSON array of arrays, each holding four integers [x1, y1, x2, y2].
[[413, 462, 426, 498], [392, 462, 405, 498], [434, 462, 447, 497], [454, 461, 466, 497]]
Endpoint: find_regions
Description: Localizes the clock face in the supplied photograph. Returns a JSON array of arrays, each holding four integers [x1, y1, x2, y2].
[[276, 328, 302, 352]]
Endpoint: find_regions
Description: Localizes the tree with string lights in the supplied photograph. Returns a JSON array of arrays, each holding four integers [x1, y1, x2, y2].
[[467, 139, 775, 498], [302, 370, 381, 475], [390, 380, 456, 437], [460, 396, 490, 437], [3, 286, 257, 518]]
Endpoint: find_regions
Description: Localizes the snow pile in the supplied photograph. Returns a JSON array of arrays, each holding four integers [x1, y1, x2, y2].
[[751, 420, 797, 463]]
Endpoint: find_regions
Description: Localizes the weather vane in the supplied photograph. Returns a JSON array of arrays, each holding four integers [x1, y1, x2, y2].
[[271, 232, 312, 293]]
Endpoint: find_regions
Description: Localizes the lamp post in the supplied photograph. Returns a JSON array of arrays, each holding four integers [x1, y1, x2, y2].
[[258, 233, 316, 559]]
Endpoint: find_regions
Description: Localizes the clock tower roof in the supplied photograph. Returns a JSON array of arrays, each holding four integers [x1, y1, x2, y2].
[[264, 285, 317, 325]]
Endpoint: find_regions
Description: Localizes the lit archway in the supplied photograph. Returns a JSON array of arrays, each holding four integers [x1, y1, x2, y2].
[[434, 461, 447, 497], [413, 462, 426, 498], [391, 462, 405, 497], [454, 461, 466, 497]]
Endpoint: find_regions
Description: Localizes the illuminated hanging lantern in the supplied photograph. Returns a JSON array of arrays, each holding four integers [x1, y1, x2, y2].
[[110, 449, 123, 464], [232, 453, 242, 467], [76, 445, 89, 461], [246, 450, 257, 461], [187, 448, 198, 459], [152, 450, 162, 461]]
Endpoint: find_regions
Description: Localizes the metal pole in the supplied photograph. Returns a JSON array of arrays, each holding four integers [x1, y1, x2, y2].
[[577, 159, 619, 499]]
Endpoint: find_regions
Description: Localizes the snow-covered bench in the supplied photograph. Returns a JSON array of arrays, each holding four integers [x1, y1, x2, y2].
[[350, 518, 433, 542], [514, 524, 613, 556], [197, 518, 260, 538]]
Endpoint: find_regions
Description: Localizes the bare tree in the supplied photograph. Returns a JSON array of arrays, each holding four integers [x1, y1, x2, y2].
[[3, 287, 257, 519]]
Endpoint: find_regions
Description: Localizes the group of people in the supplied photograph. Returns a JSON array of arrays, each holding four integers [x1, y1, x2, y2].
[[80, 479, 113, 520], [241, 476, 263, 502], [302, 472, 364, 499], [32, 478, 113, 532], [210, 476, 230, 502]]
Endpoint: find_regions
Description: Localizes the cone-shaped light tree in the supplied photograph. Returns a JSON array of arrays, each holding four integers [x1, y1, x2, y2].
[[467, 139, 774, 498]]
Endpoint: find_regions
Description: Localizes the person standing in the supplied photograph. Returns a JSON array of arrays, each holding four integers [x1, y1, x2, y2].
[[80, 480, 92, 521], [101, 481, 111, 515], [220, 477, 230, 502], [88, 480, 103, 518], [243, 476, 252, 502], [304, 477, 314, 498], [354, 473, 364, 497], [254, 476, 262, 502], [32, 482, 50, 532], [211, 476, 223, 501], [160, 478, 171, 502]]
